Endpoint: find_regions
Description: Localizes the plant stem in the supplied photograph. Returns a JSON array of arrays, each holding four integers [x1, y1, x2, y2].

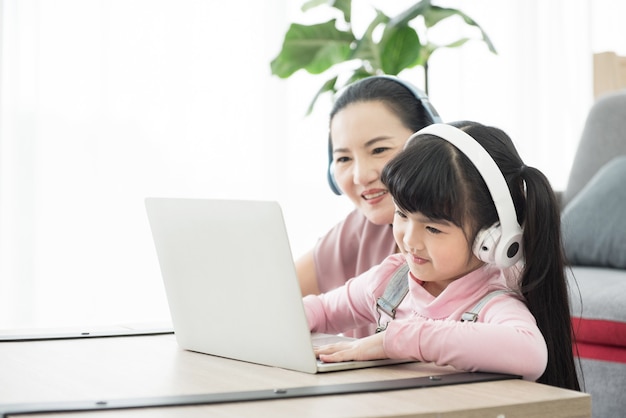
[[424, 60, 429, 96]]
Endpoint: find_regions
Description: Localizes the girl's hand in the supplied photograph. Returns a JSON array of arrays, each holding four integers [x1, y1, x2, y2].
[[314, 331, 387, 363]]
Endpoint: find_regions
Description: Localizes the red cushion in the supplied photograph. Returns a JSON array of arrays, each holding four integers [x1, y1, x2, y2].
[[575, 341, 626, 363], [572, 317, 626, 347], [572, 317, 626, 363]]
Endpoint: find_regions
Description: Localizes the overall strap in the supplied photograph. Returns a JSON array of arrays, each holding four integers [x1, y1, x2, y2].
[[460, 290, 512, 322], [375, 263, 410, 333]]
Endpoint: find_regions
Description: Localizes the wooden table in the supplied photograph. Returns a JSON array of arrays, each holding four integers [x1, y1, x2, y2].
[[0, 329, 591, 417]]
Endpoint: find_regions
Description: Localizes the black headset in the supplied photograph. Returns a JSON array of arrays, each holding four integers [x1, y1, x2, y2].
[[406, 124, 524, 268], [327, 75, 442, 195]]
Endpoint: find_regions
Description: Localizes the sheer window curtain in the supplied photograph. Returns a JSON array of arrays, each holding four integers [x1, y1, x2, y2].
[[0, 0, 622, 329]]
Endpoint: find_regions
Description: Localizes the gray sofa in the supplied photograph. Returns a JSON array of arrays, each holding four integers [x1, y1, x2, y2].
[[560, 90, 626, 417]]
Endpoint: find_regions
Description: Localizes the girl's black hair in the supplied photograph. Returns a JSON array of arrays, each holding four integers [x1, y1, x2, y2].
[[381, 121, 580, 391]]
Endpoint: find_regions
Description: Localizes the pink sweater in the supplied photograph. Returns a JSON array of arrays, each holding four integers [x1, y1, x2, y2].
[[303, 254, 548, 381], [313, 209, 396, 293]]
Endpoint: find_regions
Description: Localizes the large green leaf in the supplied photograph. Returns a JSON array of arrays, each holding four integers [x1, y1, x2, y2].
[[271, 0, 498, 116], [423, 6, 497, 53], [270, 20, 355, 78], [412, 38, 469, 67], [379, 25, 421, 74], [306, 67, 377, 115], [351, 9, 390, 70], [306, 76, 338, 115], [302, 0, 352, 23], [442, 38, 471, 49], [302, 0, 327, 12], [387, 0, 430, 28], [334, 0, 352, 23], [387, 2, 496, 55], [422, 4, 459, 26]]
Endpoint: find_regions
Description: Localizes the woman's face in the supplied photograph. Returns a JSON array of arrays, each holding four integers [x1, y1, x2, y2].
[[330, 101, 413, 225]]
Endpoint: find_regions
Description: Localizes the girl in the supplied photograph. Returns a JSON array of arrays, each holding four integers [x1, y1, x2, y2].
[[303, 121, 580, 390]]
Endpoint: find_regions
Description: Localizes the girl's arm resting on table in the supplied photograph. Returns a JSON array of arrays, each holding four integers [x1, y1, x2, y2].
[[305, 272, 547, 381], [384, 303, 548, 381]]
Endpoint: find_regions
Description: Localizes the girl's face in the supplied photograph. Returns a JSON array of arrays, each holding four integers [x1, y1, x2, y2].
[[330, 101, 413, 225], [393, 208, 484, 296]]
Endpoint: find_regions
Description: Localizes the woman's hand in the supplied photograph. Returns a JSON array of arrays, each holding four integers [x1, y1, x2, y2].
[[314, 331, 387, 363]]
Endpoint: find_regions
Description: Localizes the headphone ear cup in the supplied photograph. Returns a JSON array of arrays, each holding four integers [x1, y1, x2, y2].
[[497, 229, 524, 268], [473, 222, 524, 268], [473, 223, 502, 265], [327, 161, 342, 195]]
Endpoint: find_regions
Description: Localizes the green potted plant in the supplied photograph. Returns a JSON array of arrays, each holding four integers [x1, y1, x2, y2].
[[271, 0, 497, 114]]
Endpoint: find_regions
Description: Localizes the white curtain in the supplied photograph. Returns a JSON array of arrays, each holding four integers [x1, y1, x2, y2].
[[0, 0, 623, 329], [427, 0, 593, 189], [0, 0, 313, 328]]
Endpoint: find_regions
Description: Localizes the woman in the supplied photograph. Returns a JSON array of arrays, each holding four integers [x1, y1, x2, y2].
[[295, 75, 441, 337]]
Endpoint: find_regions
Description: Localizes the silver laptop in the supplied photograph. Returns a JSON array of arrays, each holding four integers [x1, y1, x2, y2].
[[145, 197, 411, 373]]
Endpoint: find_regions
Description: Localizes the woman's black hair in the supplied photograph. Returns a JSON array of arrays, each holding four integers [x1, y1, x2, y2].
[[329, 76, 436, 133], [381, 121, 580, 391]]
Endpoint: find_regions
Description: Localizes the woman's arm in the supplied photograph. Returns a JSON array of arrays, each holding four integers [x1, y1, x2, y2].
[[295, 249, 321, 296]]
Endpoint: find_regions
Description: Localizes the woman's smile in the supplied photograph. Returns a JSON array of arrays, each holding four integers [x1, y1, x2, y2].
[[361, 188, 388, 204]]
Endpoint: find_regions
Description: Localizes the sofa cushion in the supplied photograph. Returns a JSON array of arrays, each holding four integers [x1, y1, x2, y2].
[[561, 155, 626, 268], [568, 266, 626, 361], [561, 91, 626, 207]]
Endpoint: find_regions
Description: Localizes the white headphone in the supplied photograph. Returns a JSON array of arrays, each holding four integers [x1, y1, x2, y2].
[[407, 123, 524, 268]]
